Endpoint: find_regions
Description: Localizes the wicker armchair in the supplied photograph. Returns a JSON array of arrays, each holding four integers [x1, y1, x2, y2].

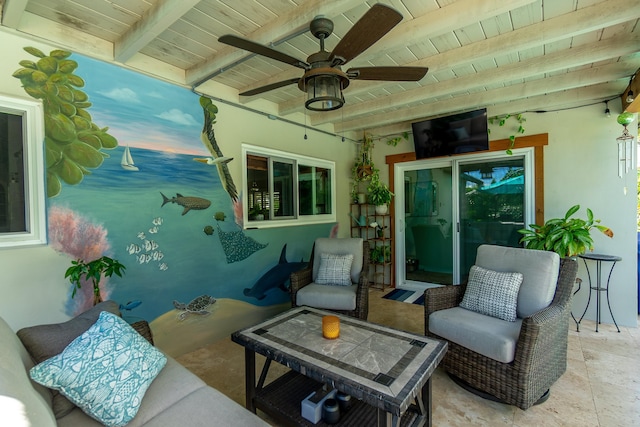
[[424, 247, 578, 410], [290, 238, 370, 320]]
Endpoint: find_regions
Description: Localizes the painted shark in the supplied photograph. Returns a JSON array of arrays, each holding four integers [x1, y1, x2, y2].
[[244, 244, 307, 300], [160, 192, 211, 215]]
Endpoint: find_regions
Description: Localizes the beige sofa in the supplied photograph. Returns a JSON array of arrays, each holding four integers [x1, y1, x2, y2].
[[0, 303, 269, 427]]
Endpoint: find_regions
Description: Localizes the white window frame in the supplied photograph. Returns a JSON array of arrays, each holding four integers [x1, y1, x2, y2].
[[0, 94, 46, 248], [242, 144, 336, 229]]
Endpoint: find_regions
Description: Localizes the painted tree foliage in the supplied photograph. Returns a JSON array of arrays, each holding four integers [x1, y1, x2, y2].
[[13, 47, 118, 197]]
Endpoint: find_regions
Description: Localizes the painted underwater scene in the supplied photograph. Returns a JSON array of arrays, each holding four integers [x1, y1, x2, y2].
[[51, 146, 330, 329]]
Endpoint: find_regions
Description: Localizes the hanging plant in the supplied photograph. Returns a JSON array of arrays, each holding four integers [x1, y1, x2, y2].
[[385, 131, 409, 147], [488, 113, 526, 155], [351, 133, 379, 202]]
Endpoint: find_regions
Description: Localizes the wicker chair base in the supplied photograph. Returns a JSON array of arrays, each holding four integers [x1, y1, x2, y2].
[[448, 373, 550, 406]]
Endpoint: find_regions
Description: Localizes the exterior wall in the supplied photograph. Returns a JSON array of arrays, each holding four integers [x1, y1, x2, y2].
[[0, 30, 356, 339], [374, 104, 638, 328]]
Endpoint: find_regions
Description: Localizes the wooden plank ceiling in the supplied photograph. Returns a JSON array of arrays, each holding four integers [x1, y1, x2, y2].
[[1, 0, 639, 137]]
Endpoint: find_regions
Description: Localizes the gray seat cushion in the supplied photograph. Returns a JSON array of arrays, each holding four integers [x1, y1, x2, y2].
[[475, 245, 560, 318], [429, 306, 523, 363], [295, 283, 358, 311]]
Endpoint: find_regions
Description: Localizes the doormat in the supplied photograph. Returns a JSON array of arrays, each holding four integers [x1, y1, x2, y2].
[[382, 289, 424, 306]]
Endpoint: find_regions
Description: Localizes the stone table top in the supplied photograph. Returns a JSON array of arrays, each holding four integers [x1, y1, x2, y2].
[[232, 306, 447, 416]]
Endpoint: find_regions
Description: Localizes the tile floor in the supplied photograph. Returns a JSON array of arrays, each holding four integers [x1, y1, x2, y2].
[[176, 289, 640, 426]]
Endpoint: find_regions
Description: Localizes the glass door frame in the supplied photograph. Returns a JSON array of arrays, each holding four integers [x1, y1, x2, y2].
[[394, 147, 535, 291]]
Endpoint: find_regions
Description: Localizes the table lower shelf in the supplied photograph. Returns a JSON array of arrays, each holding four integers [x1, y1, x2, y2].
[[254, 370, 425, 427]]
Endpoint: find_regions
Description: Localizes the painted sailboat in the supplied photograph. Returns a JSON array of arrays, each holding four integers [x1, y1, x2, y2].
[[121, 144, 139, 171]]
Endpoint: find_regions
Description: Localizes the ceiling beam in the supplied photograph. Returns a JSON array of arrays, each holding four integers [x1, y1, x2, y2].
[[335, 60, 638, 133], [186, 0, 363, 86], [312, 33, 640, 126], [115, 0, 201, 63], [352, 0, 538, 62], [364, 81, 627, 138], [1, 0, 28, 28], [277, 0, 640, 116]]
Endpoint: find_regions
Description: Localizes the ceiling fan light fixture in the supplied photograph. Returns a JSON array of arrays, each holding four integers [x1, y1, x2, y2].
[[304, 73, 345, 111]]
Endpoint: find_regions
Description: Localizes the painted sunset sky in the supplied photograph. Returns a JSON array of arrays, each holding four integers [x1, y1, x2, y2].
[[75, 55, 208, 156]]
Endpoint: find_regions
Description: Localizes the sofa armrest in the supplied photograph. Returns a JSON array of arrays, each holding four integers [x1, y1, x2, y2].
[[290, 266, 313, 306], [513, 257, 578, 371], [424, 284, 466, 335], [131, 320, 154, 346]]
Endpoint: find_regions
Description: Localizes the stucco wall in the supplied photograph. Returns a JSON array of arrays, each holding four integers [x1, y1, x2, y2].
[[0, 29, 356, 331], [373, 104, 638, 328]]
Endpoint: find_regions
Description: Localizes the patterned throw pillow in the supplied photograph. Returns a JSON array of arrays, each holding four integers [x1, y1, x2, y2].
[[460, 265, 523, 322], [316, 253, 354, 286], [30, 312, 166, 427]]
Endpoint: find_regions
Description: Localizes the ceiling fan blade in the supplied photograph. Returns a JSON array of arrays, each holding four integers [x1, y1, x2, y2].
[[347, 66, 428, 81], [219, 35, 309, 69], [239, 78, 300, 96], [330, 4, 403, 65]]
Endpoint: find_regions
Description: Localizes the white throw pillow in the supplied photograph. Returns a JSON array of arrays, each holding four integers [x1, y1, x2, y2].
[[30, 312, 166, 427], [315, 253, 354, 286], [460, 265, 523, 322]]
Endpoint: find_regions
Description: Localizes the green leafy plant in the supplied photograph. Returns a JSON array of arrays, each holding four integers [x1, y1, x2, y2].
[[351, 133, 378, 202], [370, 245, 390, 263], [65, 256, 126, 305], [367, 175, 394, 206], [488, 113, 526, 155], [518, 205, 613, 257], [385, 131, 409, 147]]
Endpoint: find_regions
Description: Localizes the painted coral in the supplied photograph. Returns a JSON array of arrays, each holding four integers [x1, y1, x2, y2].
[[48, 206, 114, 315]]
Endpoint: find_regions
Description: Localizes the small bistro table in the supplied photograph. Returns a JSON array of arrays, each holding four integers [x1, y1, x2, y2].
[[577, 253, 622, 332], [231, 306, 447, 427]]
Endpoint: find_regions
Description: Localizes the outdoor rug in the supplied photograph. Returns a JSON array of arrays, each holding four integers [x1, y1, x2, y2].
[[382, 289, 425, 306]]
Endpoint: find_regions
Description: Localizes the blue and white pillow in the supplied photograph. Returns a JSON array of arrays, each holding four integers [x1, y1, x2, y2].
[[316, 253, 354, 286], [30, 311, 166, 427], [460, 265, 523, 322]]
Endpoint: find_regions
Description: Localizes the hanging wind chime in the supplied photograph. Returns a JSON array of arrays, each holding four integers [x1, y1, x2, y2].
[[615, 112, 635, 178]]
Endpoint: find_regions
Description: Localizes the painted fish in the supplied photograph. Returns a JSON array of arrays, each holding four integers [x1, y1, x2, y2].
[[161, 192, 211, 215], [119, 300, 142, 311], [243, 244, 307, 300]]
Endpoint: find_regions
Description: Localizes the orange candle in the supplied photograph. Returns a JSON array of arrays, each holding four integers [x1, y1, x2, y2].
[[322, 315, 340, 339]]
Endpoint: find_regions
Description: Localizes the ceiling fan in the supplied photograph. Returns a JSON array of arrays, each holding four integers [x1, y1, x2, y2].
[[218, 4, 428, 111]]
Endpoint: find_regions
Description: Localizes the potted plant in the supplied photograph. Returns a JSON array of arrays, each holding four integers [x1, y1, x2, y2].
[[367, 176, 394, 214], [370, 246, 384, 264], [65, 256, 126, 305], [517, 205, 613, 258], [249, 203, 264, 220]]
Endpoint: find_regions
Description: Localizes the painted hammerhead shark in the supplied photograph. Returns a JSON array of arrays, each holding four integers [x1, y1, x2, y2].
[[243, 244, 307, 300]]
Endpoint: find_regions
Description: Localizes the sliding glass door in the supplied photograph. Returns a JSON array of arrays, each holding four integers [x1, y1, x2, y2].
[[402, 163, 454, 286], [395, 149, 533, 290]]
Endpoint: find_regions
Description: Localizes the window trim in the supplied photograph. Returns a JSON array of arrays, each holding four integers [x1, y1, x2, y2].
[[0, 95, 46, 248], [242, 144, 336, 229]]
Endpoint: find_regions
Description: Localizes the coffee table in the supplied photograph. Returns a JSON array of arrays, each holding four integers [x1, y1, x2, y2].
[[231, 306, 447, 427]]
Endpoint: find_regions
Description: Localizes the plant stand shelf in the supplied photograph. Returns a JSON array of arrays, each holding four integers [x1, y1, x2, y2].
[[255, 371, 423, 427], [350, 203, 393, 290]]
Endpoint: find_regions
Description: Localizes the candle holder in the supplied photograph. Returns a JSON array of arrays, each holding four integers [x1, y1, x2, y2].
[[322, 315, 340, 339]]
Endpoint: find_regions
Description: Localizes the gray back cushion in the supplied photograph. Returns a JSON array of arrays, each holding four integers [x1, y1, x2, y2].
[[475, 245, 560, 318], [313, 238, 363, 284]]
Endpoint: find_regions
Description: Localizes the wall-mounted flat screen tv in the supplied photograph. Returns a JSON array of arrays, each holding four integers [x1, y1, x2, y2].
[[412, 108, 489, 159]]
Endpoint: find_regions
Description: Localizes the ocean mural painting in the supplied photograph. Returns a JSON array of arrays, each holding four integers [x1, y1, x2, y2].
[[14, 47, 331, 356]]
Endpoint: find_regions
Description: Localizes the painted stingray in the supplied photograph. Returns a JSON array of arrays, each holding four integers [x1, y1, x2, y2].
[[217, 223, 267, 263], [244, 244, 307, 300]]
